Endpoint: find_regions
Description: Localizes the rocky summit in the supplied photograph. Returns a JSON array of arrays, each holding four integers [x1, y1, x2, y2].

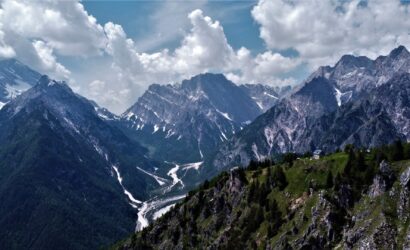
[[213, 46, 410, 170], [119, 73, 288, 163]]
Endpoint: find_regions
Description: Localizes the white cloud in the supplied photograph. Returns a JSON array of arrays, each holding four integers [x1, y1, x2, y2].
[[1, 0, 106, 56], [0, 22, 14, 58], [174, 9, 236, 72], [227, 47, 300, 85], [101, 9, 300, 112], [33, 40, 70, 79], [0, 1, 302, 112], [0, 0, 107, 80], [7, 0, 406, 114], [134, 0, 207, 52], [252, 0, 410, 68]]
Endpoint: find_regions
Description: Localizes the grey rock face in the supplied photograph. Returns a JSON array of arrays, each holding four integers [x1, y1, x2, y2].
[[0, 59, 41, 104], [120, 73, 287, 163], [401, 166, 410, 187], [398, 166, 410, 221], [308, 45, 410, 101], [348, 222, 397, 250], [213, 46, 410, 170], [239, 84, 290, 112], [214, 76, 341, 169], [368, 161, 396, 198]]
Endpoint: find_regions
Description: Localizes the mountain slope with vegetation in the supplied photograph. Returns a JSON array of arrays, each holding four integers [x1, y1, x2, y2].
[[116, 141, 410, 249], [0, 76, 169, 250]]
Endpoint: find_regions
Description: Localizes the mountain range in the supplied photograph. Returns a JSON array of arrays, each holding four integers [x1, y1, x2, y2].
[[213, 45, 410, 169], [1, 45, 410, 249], [119, 73, 288, 163], [0, 75, 170, 249]]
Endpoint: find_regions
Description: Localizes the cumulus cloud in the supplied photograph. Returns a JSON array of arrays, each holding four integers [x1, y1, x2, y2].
[[134, 0, 207, 52], [252, 0, 410, 68], [2, 0, 405, 114], [33, 40, 70, 79], [1, 0, 106, 56], [0, 0, 107, 79], [227, 47, 300, 85], [103, 9, 239, 84], [100, 9, 300, 112]]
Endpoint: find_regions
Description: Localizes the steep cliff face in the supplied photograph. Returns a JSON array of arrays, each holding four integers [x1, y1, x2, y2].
[[213, 46, 410, 170], [116, 145, 410, 249], [119, 73, 262, 163], [239, 84, 290, 112], [119, 73, 288, 163], [213, 76, 340, 169], [306, 45, 410, 100], [295, 72, 410, 153]]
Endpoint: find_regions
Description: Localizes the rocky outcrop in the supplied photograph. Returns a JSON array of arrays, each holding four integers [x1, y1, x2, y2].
[[368, 161, 396, 198], [296, 191, 339, 249], [398, 166, 410, 220]]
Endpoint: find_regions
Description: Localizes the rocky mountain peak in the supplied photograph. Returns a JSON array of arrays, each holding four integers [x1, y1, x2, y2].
[[388, 45, 410, 59], [335, 54, 373, 69], [181, 73, 229, 90]]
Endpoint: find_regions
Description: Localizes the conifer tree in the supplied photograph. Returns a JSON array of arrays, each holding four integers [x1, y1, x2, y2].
[[272, 166, 288, 190], [326, 171, 334, 188]]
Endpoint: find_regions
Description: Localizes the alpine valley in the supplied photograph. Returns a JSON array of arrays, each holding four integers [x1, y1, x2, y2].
[[2, 46, 410, 250]]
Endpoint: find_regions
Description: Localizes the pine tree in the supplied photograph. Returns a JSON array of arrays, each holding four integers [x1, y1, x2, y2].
[[267, 225, 274, 238], [272, 166, 288, 190], [248, 160, 258, 170], [344, 144, 354, 153], [326, 171, 334, 188], [334, 173, 342, 190], [344, 149, 356, 176], [356, 150, 366, 171], [404, 143, 410, 160], [247, 181, 257, 203], [269, 199, 282, 233], [391, 140, 404, 161]]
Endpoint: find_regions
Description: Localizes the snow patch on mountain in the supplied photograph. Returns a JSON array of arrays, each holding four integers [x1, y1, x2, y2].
[[216, 109, 233, 121], [334, 87, 342, 106], [136, 166, 168, 186], [5, 80, 31, 99], [153, 204, 175, 220], [136, 194, 185, 231], [167, 164, 184, 189], [182, 161, 203, 171], [112, 165, 142, 206]]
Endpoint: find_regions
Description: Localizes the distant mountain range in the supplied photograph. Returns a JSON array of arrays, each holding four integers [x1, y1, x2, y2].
[[213, 46, 410, 169], [119, 73, 289, 163]]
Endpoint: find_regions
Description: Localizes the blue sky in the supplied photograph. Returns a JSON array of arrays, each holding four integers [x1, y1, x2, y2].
[[0, 0, 409, 113], [82, 1, 264, 53]]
